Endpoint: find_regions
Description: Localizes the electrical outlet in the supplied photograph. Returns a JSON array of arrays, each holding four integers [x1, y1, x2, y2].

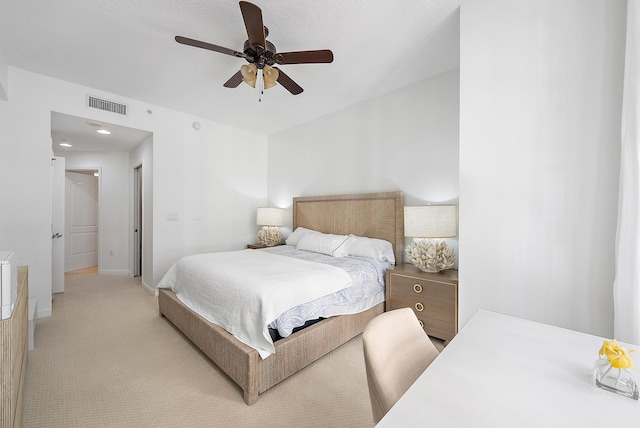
[[166, 213, 179, 221]]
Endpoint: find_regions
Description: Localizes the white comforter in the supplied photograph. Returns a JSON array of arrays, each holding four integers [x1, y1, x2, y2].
[[156, 249, 352, 358]]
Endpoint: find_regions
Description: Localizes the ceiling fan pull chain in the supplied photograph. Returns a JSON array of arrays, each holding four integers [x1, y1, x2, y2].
[[258, 68, 264, 102]]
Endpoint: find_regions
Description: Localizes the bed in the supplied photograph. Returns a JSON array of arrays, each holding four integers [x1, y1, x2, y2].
[[157, 191, 404, 405]]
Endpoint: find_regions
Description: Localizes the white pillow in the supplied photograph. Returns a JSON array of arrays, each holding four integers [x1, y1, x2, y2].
[[332, 235, 357, 258], [297, 232, 350, 257], [348, 235, 395, 264], [285, 227, 318, 246]]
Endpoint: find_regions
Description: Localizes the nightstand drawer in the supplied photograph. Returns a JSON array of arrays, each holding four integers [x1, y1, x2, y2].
[[418, 315, 456, 342], [387, 292, 455, 324], [388, 274, 455, 305]]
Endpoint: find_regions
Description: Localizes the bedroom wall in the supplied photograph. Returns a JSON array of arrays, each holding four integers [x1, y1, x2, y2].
[[459, 0, 625, 337], [61, 151, 131, 275], [267, 68, 460, 260], [0, 44, 7, 100], [0, 67, 268, 318]]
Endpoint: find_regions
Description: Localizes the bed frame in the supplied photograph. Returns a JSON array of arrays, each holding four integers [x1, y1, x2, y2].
[[157, 191, 404, 405]]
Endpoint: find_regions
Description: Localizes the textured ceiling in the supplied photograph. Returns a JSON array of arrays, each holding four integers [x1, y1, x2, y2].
[[0, 0, 460, 142]]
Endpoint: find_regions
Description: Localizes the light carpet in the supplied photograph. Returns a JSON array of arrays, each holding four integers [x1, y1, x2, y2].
[[22, 268, 443, 428]]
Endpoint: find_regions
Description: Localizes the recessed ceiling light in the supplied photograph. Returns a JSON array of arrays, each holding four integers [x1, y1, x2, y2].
[[86, 120, 104, 127], [96, 129, 111, 135], [59, 143, 72, 147]]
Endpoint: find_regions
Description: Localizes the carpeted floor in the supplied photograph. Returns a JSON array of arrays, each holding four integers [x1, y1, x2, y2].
[[22, 268, 377, 427], [22, 268, 445, 428]]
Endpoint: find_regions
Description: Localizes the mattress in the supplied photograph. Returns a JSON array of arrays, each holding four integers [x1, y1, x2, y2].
[[262, 245, 390, 337], [156, 245, 390, 358]]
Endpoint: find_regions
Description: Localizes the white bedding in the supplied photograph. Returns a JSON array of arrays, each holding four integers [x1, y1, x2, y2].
[[262, 245, 389, 337], [156, 249, 353, 358]]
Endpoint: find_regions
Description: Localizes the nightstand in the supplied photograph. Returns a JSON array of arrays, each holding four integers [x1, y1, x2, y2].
[[385, 264, 458, 341], [246, 243, 283, 249]]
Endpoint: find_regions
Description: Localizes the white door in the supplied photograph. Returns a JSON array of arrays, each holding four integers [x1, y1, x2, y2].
[[65, 171, 99, 272], [51, 156, 65, 294]]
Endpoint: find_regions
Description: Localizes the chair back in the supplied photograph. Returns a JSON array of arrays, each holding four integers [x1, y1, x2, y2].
[[362, 308, 440, 423]]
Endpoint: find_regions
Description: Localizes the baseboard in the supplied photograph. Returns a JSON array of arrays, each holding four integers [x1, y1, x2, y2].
[[37, 308, 52, 318], [98, 269, 129, 275], [140, 280, 154, 295]]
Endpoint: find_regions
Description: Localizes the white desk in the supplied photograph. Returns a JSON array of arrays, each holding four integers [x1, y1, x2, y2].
[[377, 310, 640, 427]]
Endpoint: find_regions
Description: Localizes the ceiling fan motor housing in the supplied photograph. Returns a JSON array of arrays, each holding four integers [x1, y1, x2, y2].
[[243, 39, 277, 68]]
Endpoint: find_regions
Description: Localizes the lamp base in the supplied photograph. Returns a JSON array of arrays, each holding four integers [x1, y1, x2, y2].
[[258, 226, 282, 247], [406, 239, 455, 273]]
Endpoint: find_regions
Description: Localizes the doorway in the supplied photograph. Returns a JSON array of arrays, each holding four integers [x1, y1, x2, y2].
[[65, 169, 100, 272], [50, 111, 153, 296], [133, 164, 142, 277]]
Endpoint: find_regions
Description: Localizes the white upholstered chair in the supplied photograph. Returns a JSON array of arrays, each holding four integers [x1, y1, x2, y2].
[[362, 307, 440, 424]]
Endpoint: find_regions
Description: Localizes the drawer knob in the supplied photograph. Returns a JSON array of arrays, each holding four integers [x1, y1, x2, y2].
[[415, 302, 424, 312], [413, 283, 423, 293]]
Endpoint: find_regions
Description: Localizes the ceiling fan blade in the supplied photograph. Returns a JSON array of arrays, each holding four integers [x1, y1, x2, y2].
[[175, 36, 245, 59], [273, 68, 303, 95], [239, 1, 266, 50], [274, 50, 334, 65], [223, 70, 244, 88]]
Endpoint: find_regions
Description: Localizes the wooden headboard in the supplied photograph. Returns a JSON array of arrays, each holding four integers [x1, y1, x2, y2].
[[292, 191, 404, 264]]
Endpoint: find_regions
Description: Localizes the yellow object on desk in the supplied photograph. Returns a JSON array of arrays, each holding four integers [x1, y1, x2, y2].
[[593, 339, 638, 400], [599, 339, 634, 369]]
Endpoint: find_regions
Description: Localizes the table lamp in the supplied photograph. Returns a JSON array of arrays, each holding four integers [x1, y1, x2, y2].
[[256, 207, 284, 246], [404, 205, 457, 272]]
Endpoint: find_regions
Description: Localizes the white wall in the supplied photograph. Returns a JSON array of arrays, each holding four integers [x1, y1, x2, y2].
[[62, 151, 131, 275], [459, 0, 625, 337], [0, 44, 7, 100], [0, 67, 268, 318], [268, 68, 460, 256], [0, 70, 54, 317], [152, 113, 269, 283]]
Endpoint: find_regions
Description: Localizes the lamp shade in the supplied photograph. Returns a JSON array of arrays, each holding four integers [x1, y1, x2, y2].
[[404, 205, 457, 238], [256, 207, 284, 226]]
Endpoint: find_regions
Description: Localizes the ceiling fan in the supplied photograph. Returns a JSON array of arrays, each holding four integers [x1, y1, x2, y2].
[[175, 1, 334, 97]]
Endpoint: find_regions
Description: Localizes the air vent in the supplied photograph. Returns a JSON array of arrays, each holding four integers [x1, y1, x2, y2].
[[86, 95, 128, 116]]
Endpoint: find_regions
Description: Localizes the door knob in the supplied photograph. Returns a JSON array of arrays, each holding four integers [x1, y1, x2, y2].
[[52, 233, 62, 239]]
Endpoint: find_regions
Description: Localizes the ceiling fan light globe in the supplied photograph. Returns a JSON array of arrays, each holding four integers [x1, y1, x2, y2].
[[240, 63, 258, 87], [242, 77, 257, 88], [240, 63, 257, 79], [263, 65, 279, 89], [263, 65, 279, 81]]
